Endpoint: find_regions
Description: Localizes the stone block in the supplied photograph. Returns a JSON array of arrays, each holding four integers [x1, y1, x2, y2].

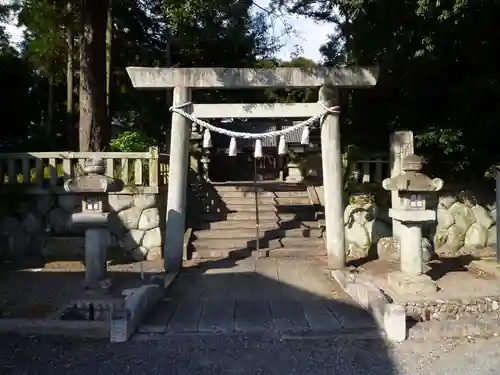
[[110, 284, 163, 342], [120, 229, 145, 252], [330, 270, 406, 342], [117, 206, 142, 230], [437, 207, 454, 230], [438, 195, 457, 209], [387, 271, 437, 295], [472, 205, 494, 229], [108, 195, 134, 212], [35, 195, 54, 217], [142, 227, 162, 249], [20, 213, 42, 235], [138, 208, 160, 231], [48, 208, 70, 234], [464, 223, 487, 248], [377, 237, 400, 261], [443, 224, 465, 252], [133, 194, 157, 211], [384, 304, 406, 343]]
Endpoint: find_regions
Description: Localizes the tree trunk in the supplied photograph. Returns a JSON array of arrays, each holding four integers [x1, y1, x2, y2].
[[66, 1, 75, 149], [105, 0, 112, 119], [79, 0, 110, 152], [46, 77, 53, 139]]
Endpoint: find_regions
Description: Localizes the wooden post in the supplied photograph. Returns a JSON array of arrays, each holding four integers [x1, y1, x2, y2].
[[164, 87, 191, 272], [319, 85, 345, 269]]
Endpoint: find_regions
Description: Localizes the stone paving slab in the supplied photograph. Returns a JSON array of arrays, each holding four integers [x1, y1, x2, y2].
[[141, 298, 376, 335], [139, 257, 377, 336], [234, 300, 273, 332]]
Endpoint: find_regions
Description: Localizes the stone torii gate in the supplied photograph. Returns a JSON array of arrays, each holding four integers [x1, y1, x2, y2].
[[126, 67, 379, 272]]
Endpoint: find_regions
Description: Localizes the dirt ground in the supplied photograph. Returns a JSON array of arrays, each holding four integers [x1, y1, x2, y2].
[[353, 253, 500, 303], [0, 257, 164, 319]]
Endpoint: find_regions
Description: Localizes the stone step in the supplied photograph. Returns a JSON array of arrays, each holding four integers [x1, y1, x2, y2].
[[192, 237, 324, 250], [213, 190, 310, 198], [203, 204, 316, 214], [199, 211, 317, 221], [193, 219, 320, 230], [194, 227, 323, 240], [216, 196, 312, 206], [192, 245, 326, 259], [211, 183, 307, 193], [202, 204, 276, 213]]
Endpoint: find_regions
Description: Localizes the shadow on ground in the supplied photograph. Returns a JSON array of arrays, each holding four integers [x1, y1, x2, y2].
[[0, 254, 400, 375], [0, 263, 163, 319]]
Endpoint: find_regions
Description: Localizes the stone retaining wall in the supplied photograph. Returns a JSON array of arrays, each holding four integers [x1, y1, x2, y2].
[[317, 186, 498, 258], [434, 195, 496, 253], [404, 297, 500, 321], [0, 192, 166, 261]]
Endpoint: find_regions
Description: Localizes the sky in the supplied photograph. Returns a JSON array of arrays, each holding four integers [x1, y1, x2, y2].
[[253, 0, 332, 61], [0, 0, 332, 62]]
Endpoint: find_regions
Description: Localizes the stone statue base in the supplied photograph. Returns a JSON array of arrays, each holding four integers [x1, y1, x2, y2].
[[387, 271, 437, 295], [286, 163, 303, 182]]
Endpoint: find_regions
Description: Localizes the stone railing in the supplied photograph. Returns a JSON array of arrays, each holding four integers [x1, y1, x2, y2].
[[0, 149, 170, 262], [349, 158, 388, 184], [0, 147, 169, 194]]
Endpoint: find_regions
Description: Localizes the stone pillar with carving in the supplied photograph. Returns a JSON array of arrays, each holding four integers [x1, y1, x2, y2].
[[64, 157, 121, 293], [389, 131, 414, 241], [189, 122, 202, 175], [382, 154, 443, 295]]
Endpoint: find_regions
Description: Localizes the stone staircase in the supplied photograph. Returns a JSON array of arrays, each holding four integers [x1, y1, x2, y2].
[[190, 183, 325, 259]]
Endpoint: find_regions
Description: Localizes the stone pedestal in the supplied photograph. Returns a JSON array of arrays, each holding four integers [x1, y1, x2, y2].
[[387, 271, 437, 295], [399, 222, 424, 275], [387, 212, 439, 295], [286, 162, 303, 182], [84, 228, 108, 289]]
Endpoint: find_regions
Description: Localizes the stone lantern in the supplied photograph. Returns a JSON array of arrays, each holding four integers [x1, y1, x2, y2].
[[382, 154, 443, 294], [64, 157, 121, 293]]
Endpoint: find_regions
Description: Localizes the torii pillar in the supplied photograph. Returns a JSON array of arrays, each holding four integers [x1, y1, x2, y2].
[[126, 67, 379, 272]]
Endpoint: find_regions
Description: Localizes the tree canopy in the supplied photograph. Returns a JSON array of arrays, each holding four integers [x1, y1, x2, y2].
[[275, 0, 500, 180], [0, 0, 498, 180]]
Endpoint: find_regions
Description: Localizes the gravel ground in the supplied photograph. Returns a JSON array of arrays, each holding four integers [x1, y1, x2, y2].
[[1, 333, 500, 375]]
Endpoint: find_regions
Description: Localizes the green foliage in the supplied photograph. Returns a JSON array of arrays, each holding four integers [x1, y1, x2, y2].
[[2, 0, 281, 152], [109, 130, 155, 152], [276, 0, 500, 182]]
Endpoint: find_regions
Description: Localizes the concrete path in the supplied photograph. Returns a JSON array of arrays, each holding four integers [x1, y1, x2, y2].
[[139, 257, 378, 336]]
